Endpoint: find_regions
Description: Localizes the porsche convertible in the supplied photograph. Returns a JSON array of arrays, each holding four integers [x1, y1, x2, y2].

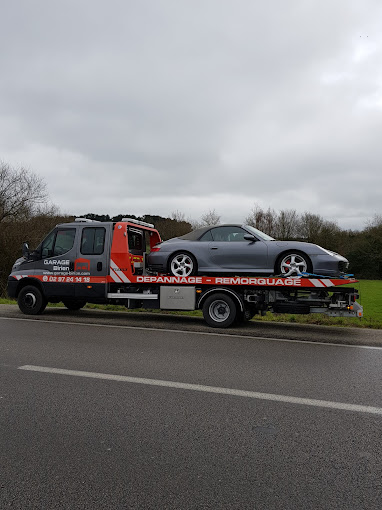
[[147, 224, 349, 277]]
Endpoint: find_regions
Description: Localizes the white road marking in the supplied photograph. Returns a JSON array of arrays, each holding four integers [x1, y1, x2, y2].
[[1, 315, 382, 350], [19, 365, 382, 416]]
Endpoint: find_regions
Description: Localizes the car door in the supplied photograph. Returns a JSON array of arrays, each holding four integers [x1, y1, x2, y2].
[[207, 226, 269, 272]]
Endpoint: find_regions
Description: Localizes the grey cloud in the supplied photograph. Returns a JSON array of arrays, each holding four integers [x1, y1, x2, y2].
[[0, 0, 381, 229]]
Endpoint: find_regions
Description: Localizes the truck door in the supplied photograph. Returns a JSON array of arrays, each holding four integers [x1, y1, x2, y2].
[[127, 227, 145, 273], [75, 225, 111, 299], [37, 227, 77, 297]]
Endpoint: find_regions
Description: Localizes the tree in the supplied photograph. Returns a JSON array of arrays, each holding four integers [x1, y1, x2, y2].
[[201, 209, 221, 226], [275, 209, 299, 239], [245, 204, 277, 237], [190, 209, 221, 229], [0, 162, 48, 222], [171, 210, 186, 222], [297, 212, 324, 242], [297, 212, 341, 251], [0, 162, 63, 295], [346, 215, 382, 279]]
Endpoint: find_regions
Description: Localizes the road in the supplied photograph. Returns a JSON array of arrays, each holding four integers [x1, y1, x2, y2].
[[1, 306, 382, 509]]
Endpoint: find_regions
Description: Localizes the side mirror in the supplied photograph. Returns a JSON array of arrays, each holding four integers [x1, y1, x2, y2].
[[22, 242, 30, 259], [244, 234, 256, 242]]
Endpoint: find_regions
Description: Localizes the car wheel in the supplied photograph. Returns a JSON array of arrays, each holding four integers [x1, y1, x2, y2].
[[62, 299, 87, 311], [276, 251, 312, 276], [202, 293, 237, 328], [18, 285, 47, 315], [169, 252, 197, 277]]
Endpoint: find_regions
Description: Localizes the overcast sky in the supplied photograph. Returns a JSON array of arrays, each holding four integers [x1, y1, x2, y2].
[[1, 0, 381, 230]]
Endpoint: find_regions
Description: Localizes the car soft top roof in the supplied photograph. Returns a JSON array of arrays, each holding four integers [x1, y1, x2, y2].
[[178, 224, 250, 241]]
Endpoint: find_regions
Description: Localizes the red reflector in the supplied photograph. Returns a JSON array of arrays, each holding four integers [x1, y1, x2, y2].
[[151, 247, 161, 252]]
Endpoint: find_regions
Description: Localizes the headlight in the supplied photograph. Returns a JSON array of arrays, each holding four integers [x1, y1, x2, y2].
[[318, 246, 337, 257]]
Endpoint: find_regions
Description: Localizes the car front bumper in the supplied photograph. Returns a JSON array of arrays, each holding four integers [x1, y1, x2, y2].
[[312, 254, 349, 276]]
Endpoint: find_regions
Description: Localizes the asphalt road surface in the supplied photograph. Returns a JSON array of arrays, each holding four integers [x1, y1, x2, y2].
[[1, 305, 382, 509]]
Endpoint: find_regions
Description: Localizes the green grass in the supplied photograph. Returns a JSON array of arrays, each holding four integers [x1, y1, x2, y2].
[[1, 279, 381, 328], [250, 279, 382, 329], [0, 298, 16, 305], [354, 280, 382, 321]]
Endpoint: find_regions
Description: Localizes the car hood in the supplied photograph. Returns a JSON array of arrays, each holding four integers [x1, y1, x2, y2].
[[272, 240, 341, 256], [273, 240, 317, 249]]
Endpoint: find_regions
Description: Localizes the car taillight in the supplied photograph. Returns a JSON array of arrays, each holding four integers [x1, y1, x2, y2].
[[151, 246, 161, 252]]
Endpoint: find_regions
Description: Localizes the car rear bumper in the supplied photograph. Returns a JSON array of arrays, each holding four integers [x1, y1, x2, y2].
[[147, 253, 169, 273]]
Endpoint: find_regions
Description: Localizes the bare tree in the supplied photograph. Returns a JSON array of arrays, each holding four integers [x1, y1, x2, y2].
[[0, 162, 48, 222], [200, 209, 221, 226], [298, 212, 325, 242], [366, 214, 382, 229], [245, 204, 277, 236], [0, 162, 55, 295], [275, 209, 299, 239], [171, 210, 186, 222]]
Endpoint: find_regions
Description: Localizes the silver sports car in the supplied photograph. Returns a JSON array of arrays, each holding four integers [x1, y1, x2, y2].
[[147, 224, 349, 277]]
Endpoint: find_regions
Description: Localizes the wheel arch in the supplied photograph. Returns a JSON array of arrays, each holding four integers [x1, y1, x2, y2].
[[15, 277, 45, 298], [197, 287, 244, 313], [274, 249, 313, 274]]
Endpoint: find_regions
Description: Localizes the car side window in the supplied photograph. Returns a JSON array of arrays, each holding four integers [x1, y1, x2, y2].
[[210, 227, 248, 242], [81, 228, 106, 255], [199, 230, 213, 242]]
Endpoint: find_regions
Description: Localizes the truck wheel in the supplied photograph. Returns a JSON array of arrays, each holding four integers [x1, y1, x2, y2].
[[18, 285, 47, 315], [62, 299, 87, 311], [202, 293, 237, 328]]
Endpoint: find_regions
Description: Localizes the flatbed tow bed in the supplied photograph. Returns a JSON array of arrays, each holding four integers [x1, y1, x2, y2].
[[103, 274, 362, 328], [8, 218, 363, 328]]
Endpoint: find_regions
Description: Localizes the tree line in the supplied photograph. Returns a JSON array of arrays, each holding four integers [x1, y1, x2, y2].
[[0, 162, 381, 295]]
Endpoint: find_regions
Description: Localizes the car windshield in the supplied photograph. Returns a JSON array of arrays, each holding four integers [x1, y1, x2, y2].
[[245, 225, 275, 241]]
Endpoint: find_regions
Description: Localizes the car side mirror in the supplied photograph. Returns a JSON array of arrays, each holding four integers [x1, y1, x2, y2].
[[244, 234, 256, 242], [22, 242, 30, 259]]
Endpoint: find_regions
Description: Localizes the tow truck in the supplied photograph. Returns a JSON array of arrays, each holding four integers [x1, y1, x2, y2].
[[7, 218, 363, 328]]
